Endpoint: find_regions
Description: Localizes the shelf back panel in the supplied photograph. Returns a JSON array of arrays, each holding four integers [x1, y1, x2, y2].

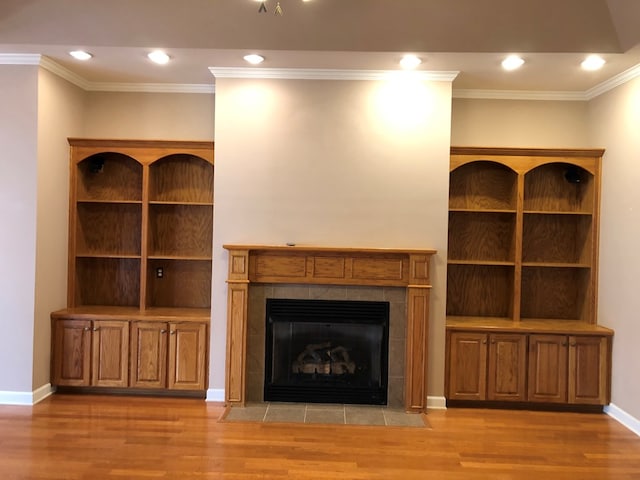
[[76, 203, 142, 256], [522, 214, 593, 264], [524, 163, 594, 213], [76, 153, 142, 202], [520, 266, 591, 321], [148, 205, 213, 258], [447, 264, 514, 318], [149, 155, 214, 203], [147, 259, 212, 309], [449, 161, 517, 210], [75, 258, 140, 307], [448, 211, 516, 262]]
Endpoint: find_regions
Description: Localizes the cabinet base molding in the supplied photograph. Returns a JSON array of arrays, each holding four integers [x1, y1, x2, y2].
[[447, 399, 606, 413], [55, 387, 206, 399]]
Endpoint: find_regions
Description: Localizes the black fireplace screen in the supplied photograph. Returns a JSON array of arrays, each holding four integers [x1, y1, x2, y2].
[[264, 298, 389, 405]]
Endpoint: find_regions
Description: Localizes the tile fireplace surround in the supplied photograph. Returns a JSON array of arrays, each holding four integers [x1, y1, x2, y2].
[[223, 245, 436, 413]]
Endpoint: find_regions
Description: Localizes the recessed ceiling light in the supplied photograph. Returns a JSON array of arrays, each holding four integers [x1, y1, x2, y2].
[[69, 50, 92, 61], [581, 54, 605, 71], [501, 55, 524, 71], [400, 54, 422, 69], [243, 54, 265, 65], [148, 50, 170, 65]]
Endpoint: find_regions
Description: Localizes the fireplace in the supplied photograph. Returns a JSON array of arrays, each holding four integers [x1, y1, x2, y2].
[[223, 245, 435, 413], [264, 298, 389, 405]]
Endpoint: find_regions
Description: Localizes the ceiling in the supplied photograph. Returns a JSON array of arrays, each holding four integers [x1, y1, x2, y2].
[[1, 0, 640, 93]]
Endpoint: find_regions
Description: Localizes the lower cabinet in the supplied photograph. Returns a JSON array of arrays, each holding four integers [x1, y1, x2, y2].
[[528, 334, 610, 405], [52, 319, 129, 388], [447, 332, 526, 402], [446, 328, 611, 407], [52, 316, 208, 393], [130, 321, 207, 391]]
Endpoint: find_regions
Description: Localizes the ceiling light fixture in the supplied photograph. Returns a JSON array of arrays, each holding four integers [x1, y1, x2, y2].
[[69, 50, 92, 61], [148, 50, 170, 65], [501, 55, 524, 71], [243, 54, 265, 65], [400, 54, 422, 70], [256, 0, 312, 15], [581, 54, 605, 71]]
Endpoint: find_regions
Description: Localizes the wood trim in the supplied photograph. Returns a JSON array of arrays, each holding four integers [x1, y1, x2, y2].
[[450, 146, 605, 158], [223, 245, 436, 412], [68, 138, 215, 151]]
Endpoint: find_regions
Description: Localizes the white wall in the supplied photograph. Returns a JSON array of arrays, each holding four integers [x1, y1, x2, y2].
[[33, 68, 85, 391], [0, 66, 39, 395], [587, 76, 640, 421], [211, 77, 454, 398]]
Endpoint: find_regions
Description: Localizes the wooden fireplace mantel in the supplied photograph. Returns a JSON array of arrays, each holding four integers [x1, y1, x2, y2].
[[223, 244, 436, 413]]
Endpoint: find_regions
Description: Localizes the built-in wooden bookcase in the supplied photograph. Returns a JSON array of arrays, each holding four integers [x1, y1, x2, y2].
[[52, 139, 213, 394], [445, 147, 613, 408]]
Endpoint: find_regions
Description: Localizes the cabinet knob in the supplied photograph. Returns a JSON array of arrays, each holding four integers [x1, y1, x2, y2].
[[570, 342, 577, 347], [93, 327, 99, 332], [83, 327, 91, 332], [170, 330, 176, 335], [160, 329, 167, 334], [482, 338, 487, 344]]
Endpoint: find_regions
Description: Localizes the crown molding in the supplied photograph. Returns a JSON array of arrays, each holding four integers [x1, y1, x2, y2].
[[85, 82, 215, 94], [585, 62, 640, 100], [0, 53, 42, 65], [3, 55, 640, 99], [38, 56, 91, 90], [209, 67, 460, 82], [453, 88, 587, 101]]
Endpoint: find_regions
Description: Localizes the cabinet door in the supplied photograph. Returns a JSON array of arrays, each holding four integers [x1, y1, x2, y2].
[[447, 332, 487, 400], [487, 333, 527, 401], [569, 336, 609, 405], [91, 320, 129, 387], [130, 321, 168, 388], [52, 319, 92, 386], [168, 323, 207, 390], [527, 334, 568, 403]]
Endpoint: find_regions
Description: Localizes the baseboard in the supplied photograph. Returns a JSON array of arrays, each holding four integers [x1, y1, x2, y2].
[[605, 403, 640, 437], [206, 388, 225, 403], [427, 395, 447, 410], [0, 383, 54, 405]]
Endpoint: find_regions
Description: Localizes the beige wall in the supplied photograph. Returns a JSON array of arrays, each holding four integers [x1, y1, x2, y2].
[[33, 68, 86, 390], [211, 77, 454, 399], [451, 98, 591, 147], [0, 66, 39, 393], [84, 92, 214, 140], [587, 76, 640, 420]]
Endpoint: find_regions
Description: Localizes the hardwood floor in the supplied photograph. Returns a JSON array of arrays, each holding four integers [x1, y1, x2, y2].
[[0, 394, 639, 479]]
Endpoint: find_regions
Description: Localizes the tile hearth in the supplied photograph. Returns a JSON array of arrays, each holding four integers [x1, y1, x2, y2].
[[223, 403, 427, 427]]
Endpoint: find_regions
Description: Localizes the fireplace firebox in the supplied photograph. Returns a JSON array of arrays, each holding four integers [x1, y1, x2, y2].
[[264, 298, 389, 405]]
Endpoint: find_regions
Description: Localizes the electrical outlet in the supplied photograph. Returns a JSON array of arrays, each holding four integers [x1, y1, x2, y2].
[[156, 267, 163, 278]]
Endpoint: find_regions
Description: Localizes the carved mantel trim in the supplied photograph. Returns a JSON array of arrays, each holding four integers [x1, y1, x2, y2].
[[223, 244, 436, 413]]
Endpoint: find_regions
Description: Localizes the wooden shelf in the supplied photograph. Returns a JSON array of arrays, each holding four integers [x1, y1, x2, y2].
[[54, 139, 214, 395], [445, 147, 611, 409]]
